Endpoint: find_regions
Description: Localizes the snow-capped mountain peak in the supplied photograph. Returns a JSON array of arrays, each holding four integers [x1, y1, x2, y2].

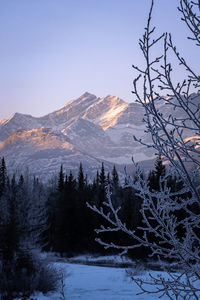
[[0, 92, 198, 180]]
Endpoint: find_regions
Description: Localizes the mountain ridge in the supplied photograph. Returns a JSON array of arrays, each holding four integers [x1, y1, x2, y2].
[[1, 92, 198, 180]]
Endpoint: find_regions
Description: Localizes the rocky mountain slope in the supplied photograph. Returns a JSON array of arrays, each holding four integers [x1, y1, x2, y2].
[[0, 92, 198, 180]]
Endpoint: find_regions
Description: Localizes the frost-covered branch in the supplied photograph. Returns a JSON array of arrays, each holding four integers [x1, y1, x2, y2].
[[89, 0, 200, 298]]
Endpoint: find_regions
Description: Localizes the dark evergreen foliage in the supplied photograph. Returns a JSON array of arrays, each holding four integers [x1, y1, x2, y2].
[[78, 163, 84, 191], [112, 165, 119, 187], [148, 154, 166, 191], [0, 157, 6, 197], [0, 156, 193, 297], [58, 164, 64, 192], [0, 158, 58, 298]]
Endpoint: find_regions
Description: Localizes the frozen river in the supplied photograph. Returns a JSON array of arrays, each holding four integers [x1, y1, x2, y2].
[[37, 262, 169, 300]]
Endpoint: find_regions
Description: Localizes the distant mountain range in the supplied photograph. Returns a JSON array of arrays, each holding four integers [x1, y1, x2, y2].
[[0, 92, 197, 180]]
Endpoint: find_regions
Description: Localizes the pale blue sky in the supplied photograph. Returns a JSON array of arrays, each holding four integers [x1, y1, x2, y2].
[[0, 0, 198, 119]]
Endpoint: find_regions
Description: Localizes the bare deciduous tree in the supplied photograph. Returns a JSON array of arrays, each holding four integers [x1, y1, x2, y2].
[[88, 0, 200, 298]]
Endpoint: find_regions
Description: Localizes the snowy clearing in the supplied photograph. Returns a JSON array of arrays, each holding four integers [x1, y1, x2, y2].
[[36, 262, 169, 300]]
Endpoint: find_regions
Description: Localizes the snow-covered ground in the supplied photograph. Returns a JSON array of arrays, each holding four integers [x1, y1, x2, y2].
[[36, 262, 169, 300]]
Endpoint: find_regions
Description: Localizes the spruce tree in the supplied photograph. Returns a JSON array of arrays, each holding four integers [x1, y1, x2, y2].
[[78, 163, 84, 192], [112, 165, 119, 187], [62, 171, 78, 254], [18, 174, 24, 186], [54, 165, 66, 253], [96, 170, 99, 187], [98, 162, 107, 206], [11, 174, 16, 190], [0, 157, 6, 197], [99, 163, 106, 187], [67, 171, 77, 192], [107, 172, 111, 185], [58, 164, 64, 192]]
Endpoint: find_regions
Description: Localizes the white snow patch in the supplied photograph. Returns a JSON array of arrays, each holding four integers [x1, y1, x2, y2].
[[35, 262, 170, 300]]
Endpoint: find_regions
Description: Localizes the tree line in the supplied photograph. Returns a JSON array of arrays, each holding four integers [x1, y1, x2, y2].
[[0, 155, 190, 297], [0, 156, 187, 257]]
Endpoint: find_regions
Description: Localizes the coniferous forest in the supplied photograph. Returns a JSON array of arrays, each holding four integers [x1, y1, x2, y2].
[[0, 156, 192, 298], [0, 157, 188, 257]]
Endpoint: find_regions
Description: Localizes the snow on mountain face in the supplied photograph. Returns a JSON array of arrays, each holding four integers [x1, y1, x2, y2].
[[0, 92, 198, 179], [82, 95, 129, 130], [0, 92, 99, 141], [40, 92, 99, 128], [0, 127, 74, 151], [0, 113, 42, 142], [0, 126, 116, 179], [61, 117, 115, 156]]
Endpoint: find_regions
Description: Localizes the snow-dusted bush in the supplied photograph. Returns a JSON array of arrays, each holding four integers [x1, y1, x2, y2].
[[0, 172, 60, 299], [88, 0, 200, 298], [0, 250, 60, 299]]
